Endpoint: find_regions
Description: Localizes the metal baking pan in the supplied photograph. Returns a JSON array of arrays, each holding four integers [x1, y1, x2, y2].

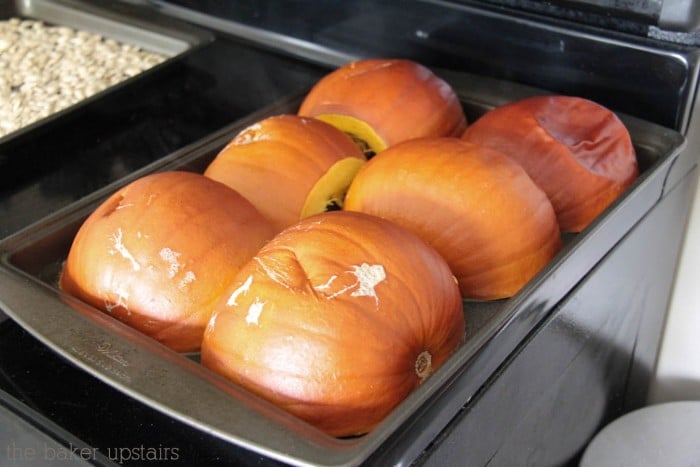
[[0, 0, 211, 143], [0, 72, 686, 466]]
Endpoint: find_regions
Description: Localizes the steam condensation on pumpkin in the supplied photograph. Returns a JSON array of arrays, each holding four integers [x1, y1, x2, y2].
[[159, 247, 183, 278], [350, 263, 386, 299], [313, 274, 338, 292], [158, 247, 196, 289], [313, 263, 386, 305], [246, 298, 266, 326], [227, 274, 254, 306], [178, 271, 196, 289], [104, 288, 130, 314], [108, 228, 140, 272], [232, 123, 269, 145]]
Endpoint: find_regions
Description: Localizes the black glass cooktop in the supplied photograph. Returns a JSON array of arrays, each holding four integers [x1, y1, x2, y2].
[[148, 0, 697, 132], [0, 318, 291, 466], [0, 29, 327, 239]]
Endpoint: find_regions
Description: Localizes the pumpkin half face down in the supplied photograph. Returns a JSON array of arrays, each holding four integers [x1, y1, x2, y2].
[[344, 137, 562, 300], [298, 58, 467, 156], [204, 114, 366, 233], [59, 171, 276, 352], [201, 210, 465, 437], [462, 95, 639, 232]]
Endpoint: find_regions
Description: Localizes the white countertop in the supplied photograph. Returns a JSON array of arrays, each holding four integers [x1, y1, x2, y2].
[[649, 176, 700, 403]]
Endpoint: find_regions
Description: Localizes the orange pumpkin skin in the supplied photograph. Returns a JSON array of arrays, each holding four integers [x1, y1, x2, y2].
[[59, 171, 276, 352], [461, 95, 639, 232], [297, 58, 467, 151], [201, 210, 465, 437], [344, 138, 562, 300], [204, 114, 366, 233]]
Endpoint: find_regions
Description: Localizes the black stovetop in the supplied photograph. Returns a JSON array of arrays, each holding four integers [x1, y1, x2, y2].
[[0, 320, 293, 466], [0, 34, 327, 239]]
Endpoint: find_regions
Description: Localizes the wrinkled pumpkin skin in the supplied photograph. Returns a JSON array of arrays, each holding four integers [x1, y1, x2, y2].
[[201, 210, 465, 437], [344, 137, 562, 300], [204, 114, 366, 233], [60, 171, 275, 352], [462, 95, 639, 232], [298, 58, 467, 154]]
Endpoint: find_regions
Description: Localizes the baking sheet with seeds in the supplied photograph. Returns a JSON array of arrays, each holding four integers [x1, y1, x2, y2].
[[0, 18, 166, 138]]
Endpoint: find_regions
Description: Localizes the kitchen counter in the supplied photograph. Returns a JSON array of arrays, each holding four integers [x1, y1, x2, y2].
[[650, 176, 700, 403]]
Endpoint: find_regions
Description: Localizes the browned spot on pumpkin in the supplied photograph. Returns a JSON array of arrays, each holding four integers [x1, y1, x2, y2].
[[101, 194, 125, 218]]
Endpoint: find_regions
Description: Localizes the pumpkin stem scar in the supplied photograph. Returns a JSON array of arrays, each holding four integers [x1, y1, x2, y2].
[[415, 350, 433, 382]]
